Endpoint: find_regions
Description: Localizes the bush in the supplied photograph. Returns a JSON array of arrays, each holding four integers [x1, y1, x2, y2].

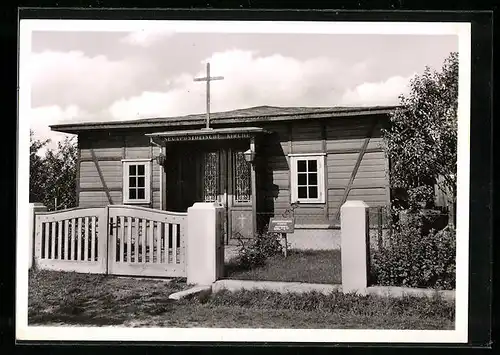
[[371, 215, 456, 290], [235, 232, 284, 269]]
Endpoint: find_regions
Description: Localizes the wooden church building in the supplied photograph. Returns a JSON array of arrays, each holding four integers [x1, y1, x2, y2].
[[51, 105, 397, 249]]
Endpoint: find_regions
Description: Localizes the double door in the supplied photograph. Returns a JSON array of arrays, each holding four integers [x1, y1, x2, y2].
[[201, 147, 254, 244], [171, 144, 254, 244]]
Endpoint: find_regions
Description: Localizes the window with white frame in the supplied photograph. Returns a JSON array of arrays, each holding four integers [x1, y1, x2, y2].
[[122, 159, 151, 204], [290, 154, 325, 204]]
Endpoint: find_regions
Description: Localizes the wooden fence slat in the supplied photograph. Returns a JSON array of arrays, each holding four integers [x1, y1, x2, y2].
[[71, 218, 76, 260], [57, 221, 62, 260], [91, 216, 96, 262], [84, 217, 89, 261], [141, 219, 147, 263], [149, 220, 154, 263], [43, 223, 49, 259], [156, 223, 162, 264], [172, 223, 178, 264], [50, 221, 56, 259], [164, 223, 170, 264], [134, 218, 139, 263], [34, 217, 42, 260], [119, 216, 124, 263], [77, 218, 82, 261], [110, 216, 116, 262], [127, 217, 132, 263], [64, 220, 69, 260]]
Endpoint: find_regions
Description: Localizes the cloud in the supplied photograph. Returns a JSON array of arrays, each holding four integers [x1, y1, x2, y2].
[[120, 28, 175, 47], [29, 49, 415, 145], [29, 105, 93, 155], [340, 74, 415, 106], [108, 49, 391, 120], [29, 50, 148, 111]]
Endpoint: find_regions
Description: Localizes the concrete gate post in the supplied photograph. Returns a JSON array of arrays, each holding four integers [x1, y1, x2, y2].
[[29, 203, 47, 269], [186, 202, 225, 285], [340, 200, 370, 294]]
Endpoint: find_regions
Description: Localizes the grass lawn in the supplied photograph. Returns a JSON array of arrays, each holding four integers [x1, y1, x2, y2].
[[224, 249, 342, 284], [28, 270, 454, 329]]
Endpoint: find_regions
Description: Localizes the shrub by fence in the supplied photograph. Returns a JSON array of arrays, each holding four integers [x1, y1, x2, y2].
[[370, 211, 455, 290]]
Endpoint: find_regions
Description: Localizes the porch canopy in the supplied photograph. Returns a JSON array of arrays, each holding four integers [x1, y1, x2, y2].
[[145, 126, 270, 143]]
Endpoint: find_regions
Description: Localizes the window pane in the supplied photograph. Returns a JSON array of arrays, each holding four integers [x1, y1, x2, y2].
[[137, 188, 145, 199], [297, 160, 307, 172], [308, 160, 317, 172], [297, 173, 307, 185], [298, 186, 308, 198], [309, 186, 318, 198], [129, 177, 136, 187], [308, 173, 318, 185], [137, 177, 145, 188], [129, 165, 136, 175], [137, 165, 145, 175], [129, 188, 137, 199]]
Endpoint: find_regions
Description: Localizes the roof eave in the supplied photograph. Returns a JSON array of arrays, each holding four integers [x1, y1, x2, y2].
[[50, 107, 399, 134]]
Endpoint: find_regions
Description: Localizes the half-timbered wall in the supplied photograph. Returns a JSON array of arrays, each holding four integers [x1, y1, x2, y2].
[[76, 114, 390, 227], [78, 132, 162, 209], [260, 115, 390, 225]]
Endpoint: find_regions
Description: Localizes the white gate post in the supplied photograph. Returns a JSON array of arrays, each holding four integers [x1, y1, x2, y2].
[[340, 200, 370, 294], [186, 202, 225, 285], [29, 203, 47, 269]]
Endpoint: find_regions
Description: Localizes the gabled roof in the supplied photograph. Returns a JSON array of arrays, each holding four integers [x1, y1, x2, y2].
[[50, 105, 399, 134]]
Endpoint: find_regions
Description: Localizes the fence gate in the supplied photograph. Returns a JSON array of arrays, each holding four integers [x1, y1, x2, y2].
[[107, 206, 186, 277], [34, 205, 187, 278], [34, 208, 108, 273]]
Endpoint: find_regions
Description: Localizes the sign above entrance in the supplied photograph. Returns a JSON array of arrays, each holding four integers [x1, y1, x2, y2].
[[146, 127, 270, 142], [268, 217, 295, 233], [162, 132, 254, 142]]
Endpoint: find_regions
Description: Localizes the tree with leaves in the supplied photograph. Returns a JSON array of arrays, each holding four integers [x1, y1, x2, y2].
[[30, 130, 78, 210], [30, 130, 50, 204], [382, 52, 458, 218]]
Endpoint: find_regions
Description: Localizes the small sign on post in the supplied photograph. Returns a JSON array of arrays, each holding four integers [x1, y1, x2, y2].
[[268, 217, 295, 257]]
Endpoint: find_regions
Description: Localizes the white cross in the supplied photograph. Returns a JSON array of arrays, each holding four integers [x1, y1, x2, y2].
[[193, 62, 224, 130], [237, 215, 246, 229]]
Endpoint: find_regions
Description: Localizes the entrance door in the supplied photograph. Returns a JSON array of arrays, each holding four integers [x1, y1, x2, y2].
[[201, 147, 253, 244]]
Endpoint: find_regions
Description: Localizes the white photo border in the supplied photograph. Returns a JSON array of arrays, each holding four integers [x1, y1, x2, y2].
[[16, 19, 471, 343]]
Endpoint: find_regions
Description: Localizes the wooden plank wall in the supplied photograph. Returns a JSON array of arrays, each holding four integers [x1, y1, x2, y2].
[[262, 115, 390, 225], [78, 132, 162, 209]]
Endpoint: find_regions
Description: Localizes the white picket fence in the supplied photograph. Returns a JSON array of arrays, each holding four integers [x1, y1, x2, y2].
[[34, 205, 187, 278]]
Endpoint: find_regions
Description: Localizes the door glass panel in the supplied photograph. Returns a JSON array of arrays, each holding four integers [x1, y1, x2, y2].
[[203, 151, 219, 202], [233, 150, 251, 202]]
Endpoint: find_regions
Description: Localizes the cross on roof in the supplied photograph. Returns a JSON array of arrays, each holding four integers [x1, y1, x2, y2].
[[193, 62, 224, 130]]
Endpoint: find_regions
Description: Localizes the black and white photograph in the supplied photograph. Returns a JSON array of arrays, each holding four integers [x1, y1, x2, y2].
[[17, 17, 472, 343]]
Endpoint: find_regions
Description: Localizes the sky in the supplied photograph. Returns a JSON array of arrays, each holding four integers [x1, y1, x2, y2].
[[27, 28, 458, 150]]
